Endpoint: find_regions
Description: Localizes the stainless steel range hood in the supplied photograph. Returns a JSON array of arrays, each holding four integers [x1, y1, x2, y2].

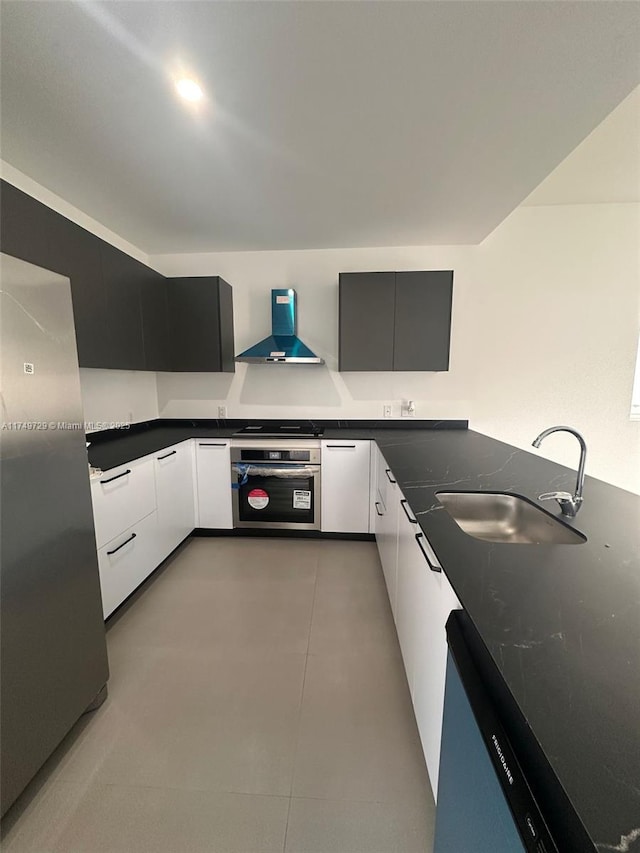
[[235, 289, 324, 364]]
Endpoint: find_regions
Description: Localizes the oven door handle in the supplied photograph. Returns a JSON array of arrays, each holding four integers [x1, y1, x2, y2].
[[232, 463, 321, 480]]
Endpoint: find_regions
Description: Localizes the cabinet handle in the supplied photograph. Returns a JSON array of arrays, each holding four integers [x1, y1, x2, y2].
[[106, 532, 136, 555], [400, 499, 417, 524], [326, 444, 356, 449], [375, 501, 384, 517], [385, 468, 396, 484], [157, 450, 177, 460], [199, 442, 227, 447], [100, 469, 131, 484], [415, 532, 441, 573]]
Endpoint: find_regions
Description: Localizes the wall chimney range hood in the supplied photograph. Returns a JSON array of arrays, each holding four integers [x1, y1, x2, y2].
[[235, 289, 324, 364]]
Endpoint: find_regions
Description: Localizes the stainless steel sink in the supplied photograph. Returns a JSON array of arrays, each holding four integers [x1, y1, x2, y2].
[[436, 491, 586, 545]]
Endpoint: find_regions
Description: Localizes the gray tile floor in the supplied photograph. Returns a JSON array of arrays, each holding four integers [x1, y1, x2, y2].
[[2, 538, 435, 853]]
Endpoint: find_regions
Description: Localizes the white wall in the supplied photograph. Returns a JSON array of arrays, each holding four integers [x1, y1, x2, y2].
[[79, 369, 158, 431], [151, 201, 640, 494], [471, 202, 640, 494]]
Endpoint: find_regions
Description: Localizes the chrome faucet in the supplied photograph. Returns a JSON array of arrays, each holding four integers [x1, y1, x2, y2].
[[531, 426, 587, 517]]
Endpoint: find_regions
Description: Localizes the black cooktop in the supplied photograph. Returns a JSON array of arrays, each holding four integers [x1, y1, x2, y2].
[[233, 424, 324, 437]]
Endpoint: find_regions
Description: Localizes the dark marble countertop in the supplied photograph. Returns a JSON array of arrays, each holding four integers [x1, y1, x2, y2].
[[374, 428, 640, 853], [86, 419, 640, 852]]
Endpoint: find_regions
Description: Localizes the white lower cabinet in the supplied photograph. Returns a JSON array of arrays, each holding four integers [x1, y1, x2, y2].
[[412, 564, 461, 800], [395, 497, 425, 692], [154, 440, 195, 557], [97, 510, 159, 618], [321, 440, 371, 533], [195, 440, 233, 529], [91, 456, 156, 549], [375, 449, 461, 802], [376, 466, 400, 615]]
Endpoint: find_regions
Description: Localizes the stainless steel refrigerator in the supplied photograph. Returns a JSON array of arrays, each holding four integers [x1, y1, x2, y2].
[[0, 253, 109, 817]]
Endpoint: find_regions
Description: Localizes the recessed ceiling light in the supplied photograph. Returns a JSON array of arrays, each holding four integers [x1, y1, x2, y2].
[[175, 77, 203, 103]]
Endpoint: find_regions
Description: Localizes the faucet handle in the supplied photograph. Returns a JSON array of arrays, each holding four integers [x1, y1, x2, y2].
[[538, 491, 573, 502]]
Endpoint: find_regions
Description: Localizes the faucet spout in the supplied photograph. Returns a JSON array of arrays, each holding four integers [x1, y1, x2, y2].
[[531, 426, 587, 516]]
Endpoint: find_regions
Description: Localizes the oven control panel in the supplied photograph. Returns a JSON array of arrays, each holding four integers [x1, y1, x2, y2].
[[237, 448, 315, 462], [230, 440, 321, 466]]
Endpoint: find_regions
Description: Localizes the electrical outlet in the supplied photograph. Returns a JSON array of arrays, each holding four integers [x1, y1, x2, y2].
[[383, 404, 392, 418], [218, 405, 227, 418], [401, 400, 416, 417]]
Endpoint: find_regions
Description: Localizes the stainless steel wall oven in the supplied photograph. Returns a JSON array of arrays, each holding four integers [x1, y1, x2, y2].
[[231, 441, 321, 530]]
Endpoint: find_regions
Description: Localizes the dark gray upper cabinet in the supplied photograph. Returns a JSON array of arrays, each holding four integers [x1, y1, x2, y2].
[[339, 272, 396, 371], [99, 243, 145, 371], [339, 270, 453, 371], [167, 277, 235, 372], [393, 271, 453, 371], [140, 271, 170, 372]]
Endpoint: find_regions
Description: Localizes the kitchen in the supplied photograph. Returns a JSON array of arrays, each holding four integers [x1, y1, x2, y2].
[[1, 2, 639, 852]]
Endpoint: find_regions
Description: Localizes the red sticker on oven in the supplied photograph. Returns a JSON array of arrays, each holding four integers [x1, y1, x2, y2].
[[248, 488, 269, 510]]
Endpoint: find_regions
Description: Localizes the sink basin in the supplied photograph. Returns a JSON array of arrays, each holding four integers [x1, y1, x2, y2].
[[436, 491, 586, 545]]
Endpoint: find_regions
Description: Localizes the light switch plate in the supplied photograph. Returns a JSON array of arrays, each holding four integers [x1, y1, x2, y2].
[[383, 404, 392, 418]]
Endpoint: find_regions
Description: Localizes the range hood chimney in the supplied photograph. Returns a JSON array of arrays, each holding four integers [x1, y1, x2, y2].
[[235, 289, 324, 364]]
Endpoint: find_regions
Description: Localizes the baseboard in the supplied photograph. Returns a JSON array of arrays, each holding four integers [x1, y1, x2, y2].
[[192, 528, 375, 541]]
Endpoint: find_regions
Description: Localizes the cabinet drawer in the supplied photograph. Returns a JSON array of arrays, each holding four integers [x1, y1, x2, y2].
[[97, 510, 159, 618], [91, 456, 156, 548]]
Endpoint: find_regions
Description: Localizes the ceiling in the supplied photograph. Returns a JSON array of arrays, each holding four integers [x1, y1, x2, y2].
[[1, 1, 639, 254]]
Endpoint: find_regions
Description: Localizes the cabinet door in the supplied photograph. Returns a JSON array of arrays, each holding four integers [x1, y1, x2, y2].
[[217, 278, 236, 373], [395, 496, 424, 691], [65, 227, 110, 368], [154, 441, 195, 559], [195, 441, 233, 528], [393, 271, 453, 371], [376, 466, 400, 615], [369, 443, 382, 535], [413, 555, 461, 800], [0, 180, 58, 271], [321, 440, 371, 533], [100, 242, 145, 370], [141, 270, 170, 371], [168, 277, 235, 372], [339, 272, 396, 371]]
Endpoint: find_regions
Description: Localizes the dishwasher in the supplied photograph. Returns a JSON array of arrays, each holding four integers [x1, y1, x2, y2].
[[434, 611, 559, 853]]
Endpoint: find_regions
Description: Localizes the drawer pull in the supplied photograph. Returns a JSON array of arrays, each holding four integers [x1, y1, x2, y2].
[[158, 450, 177, 460], [199, 443, 227, 447], [385, 468, 396, 484], [100, 469, 131, 485], [415, 532, 441, 573], [375, 501, 384, 517], [106, 532, 137, 555], [400, 499, 417, 524], [326, 444, 356, 449]]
